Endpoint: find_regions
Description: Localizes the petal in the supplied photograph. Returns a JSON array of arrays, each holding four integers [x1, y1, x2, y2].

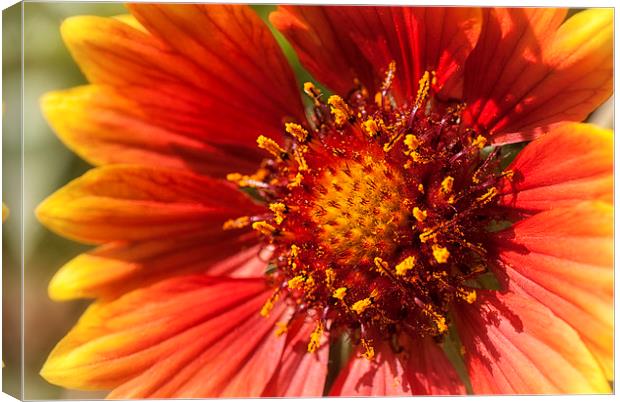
[[492, 202, 613, 379], [499, 123, 613, 214], [271, 6, 481, 100], [262, 317, 329, 397], [464, 8, 613, 142], [330, 336, 464, 396], [60, 11, 303, 150], [36, 165, 263, 244], [41, 276, 287, 397], [455, 289, 610, 394], [49, 233, 265, 301], [41, 85, 261, 177]]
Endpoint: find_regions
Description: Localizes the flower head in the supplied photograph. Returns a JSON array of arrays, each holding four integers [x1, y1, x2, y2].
[[38, 5, 612, 397]]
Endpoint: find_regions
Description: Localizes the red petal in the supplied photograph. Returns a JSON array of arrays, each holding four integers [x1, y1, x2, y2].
[[499, 123, 613, 214], [492, 202, 613, 379], [41, 276, 287, 397], [41, 85, 261, 177], [262, 317, 329, 396], [330, 336, 464, 395], [49, 233, 265, 300], [464, 8, 612, 142], [271, 6, 481, 100], [36, 165, 263, 244], [61, 10, 303, 151], [455, 290, 610, 394]]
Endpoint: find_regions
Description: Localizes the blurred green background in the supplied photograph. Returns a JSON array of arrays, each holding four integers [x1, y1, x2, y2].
[[1, 3, 614, 400]]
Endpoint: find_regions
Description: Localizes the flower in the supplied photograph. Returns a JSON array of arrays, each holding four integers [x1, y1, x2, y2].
[[37, 5, 613, 397]]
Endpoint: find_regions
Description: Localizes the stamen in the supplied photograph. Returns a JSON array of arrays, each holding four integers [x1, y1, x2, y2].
[[361, 117, 382, 138], [252, 221, 277, 236], [275, 321, 289, 336], [360, 338, 375, 360], [285, 123, 309, 142], [307, 321, 324, 353], [269, 202, 287, 225], [432, 244, 450, 263], [395, 256, 416, 276], [287, 275, 306, 290], [260, 291, 280, 317], [332, 287, 347, 300], [351, 298, 372, 314], [327, 95, 352, 126], [412, 207, 427, 222], [441, 176, 454, 193], [303, 81, 322, 105], [222, 216, 250, 230], [257, 135, 287, 158], [476, 187, 498, 204]]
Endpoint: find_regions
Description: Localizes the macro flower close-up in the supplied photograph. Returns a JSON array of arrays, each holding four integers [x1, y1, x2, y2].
[[34, 4, 613, 397]]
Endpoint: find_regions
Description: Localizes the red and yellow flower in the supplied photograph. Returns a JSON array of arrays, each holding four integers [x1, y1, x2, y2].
[[38, 5, 613, 397]]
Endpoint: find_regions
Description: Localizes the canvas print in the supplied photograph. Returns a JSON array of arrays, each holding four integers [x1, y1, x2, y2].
[[1, 2, 614, 399]]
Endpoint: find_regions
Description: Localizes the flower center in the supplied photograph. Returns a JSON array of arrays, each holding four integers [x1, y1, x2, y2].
[[311, 157, 410, 266], [225, 64, 510, 358]]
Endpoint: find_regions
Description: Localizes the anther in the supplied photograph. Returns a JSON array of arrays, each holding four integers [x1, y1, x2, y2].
[[362, 117, 382, 138], [432, 244, 450, 264], [327, 95, 352, 126], [287, 275, 306, 290], [257, 135, 287, 159], [361, 338, 375, 360], [441, 176, 454, 193], [307, 321, 324, 353], [395, 256, 416, 276], [412, 207, 427, 222], [332, 287, 347, 300], [269, 202, 287, 225], [252, 221, 277, 236], [285, 123, 309, 143], [303, 82, 322, 105], [223, 216, 251, 230], [476, 187, 498, 204]]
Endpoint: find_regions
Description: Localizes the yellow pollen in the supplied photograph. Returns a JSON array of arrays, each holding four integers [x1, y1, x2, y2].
[[361, 338, 375, 360], [441, 176, 454, 193], [303, 82, 322, 105], [226, 169, 268, 187], [325, 268, 336, 287], [351, 297, 372, 314], [472, 134, 487, 149], [395, 256, 416, 276], [418, 183, 425, 193], [503, 170, 514, 181], [290, 244, 300, 260], [404, 134, 420, 151], [294, 148, 308, 171], [287, 275, 305, 290], [332, 287, 347, 300], [362, 117, 382, 138], [275, 321, 289, 336], [458, 287, 477, 304], [432, 244, 450, 264], [419, 229, 436, 243], [287, 172, 303, 188], [477, 187, 498, 203], [423, 304, 448, 334], [285, 122, 309, 142], [257, 135, 286, 158], [252, 221, 276, 236], [327, 95, 352, 126], [307, 321, 324, 353], [260, 292, 279, 317], [412, 207, 427, 222], [269, 202, 287, 225], [415, 71, 431, 107], [373, 257, 389, 274], [222, 216, 250, 230], [374, 91, 383, 107], [305, 275, 316, 289]]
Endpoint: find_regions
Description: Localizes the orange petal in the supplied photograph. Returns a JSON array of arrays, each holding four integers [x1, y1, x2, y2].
[[271, 6, 481, 100], [36, 165, 263, 244], [499, 123, 612, 214], [41, 276, 288, 397], [49, 233, 264, 301], [41, 85, 262, 177], [455, 289, 610, 394], [464, 8, 612, 142], [492, 202, 613, 379], [262, 317, 329, 396], [330, 336, 464, 395], [60, 11, 303, 149]]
